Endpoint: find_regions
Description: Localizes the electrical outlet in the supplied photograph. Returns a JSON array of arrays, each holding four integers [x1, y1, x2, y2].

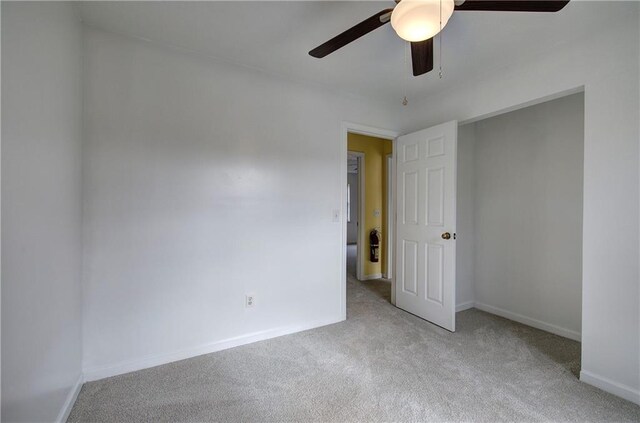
[[245, 294, 255, 308]]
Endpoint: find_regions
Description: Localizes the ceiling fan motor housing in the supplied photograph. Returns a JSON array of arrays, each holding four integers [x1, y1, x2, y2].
[[391, 0, 455, 42]]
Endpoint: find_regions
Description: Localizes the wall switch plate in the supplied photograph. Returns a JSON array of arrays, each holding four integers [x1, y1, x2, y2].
[[332, 209, 340, 222], [245, 295, 255, 308]]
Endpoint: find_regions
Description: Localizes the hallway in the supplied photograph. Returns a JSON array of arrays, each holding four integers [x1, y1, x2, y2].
[[346, 243, 392, 304]]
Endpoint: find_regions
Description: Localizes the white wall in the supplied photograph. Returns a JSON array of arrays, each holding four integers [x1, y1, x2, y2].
[[471, 93, 584, 339], [347, 172, 358, 244], [1, 2, 83, 421], [398, 3, 639, 404], [455, 124, 476, 310], [81, 28, 398, 379]]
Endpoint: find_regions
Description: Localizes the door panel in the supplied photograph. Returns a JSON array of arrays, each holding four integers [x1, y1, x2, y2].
[[426, 242, 444, 304], [401, 240, 418, 295], [426, 167, 445, 226], [403, 171, 419, 225], [395, 121, 457, 331]]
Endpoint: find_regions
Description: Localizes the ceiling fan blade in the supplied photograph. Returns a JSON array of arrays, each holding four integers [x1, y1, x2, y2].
[[411, 38, 434, 76], [309, 8, 394, 58], [455, 0, 569, 12]]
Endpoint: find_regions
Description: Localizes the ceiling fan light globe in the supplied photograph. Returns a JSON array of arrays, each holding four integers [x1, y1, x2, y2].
[[391, 0, 455, 42]]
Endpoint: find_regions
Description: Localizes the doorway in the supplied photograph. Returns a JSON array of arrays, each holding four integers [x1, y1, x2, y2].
[[455, 92, 584, 378], [392, 92, 584, 342], [341, 124, 398, 318]]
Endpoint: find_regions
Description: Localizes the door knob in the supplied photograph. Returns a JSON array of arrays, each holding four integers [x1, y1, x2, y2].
[[441, 232, 451, 240]]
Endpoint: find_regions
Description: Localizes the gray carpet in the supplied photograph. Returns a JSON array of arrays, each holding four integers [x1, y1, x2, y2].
[[68, 276, 640, 422]]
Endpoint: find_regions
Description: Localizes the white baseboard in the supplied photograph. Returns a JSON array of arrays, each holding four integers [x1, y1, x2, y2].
[[456, 301, 475, 312], [360, 273, 383, 281], [473, 301, 581, 341], [83, 316, 343, 382], [581, 369, 640, 405], [56, 374, 84, 423]]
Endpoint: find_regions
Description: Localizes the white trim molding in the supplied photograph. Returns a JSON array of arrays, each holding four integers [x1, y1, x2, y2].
[[474, 301, 581, 341], [580, 370, 640, 405], [83, 316, 342, 382], [56, 374, 84, 423], [385, 153, 394, 287]]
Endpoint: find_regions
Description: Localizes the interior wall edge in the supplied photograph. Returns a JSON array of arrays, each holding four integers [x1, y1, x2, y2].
[[458, 85, 585, 126], [2, 2, 84, 421], [55, 374, 84, 423]]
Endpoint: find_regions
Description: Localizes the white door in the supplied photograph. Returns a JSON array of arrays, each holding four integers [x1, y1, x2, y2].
[[395, 121, 457, 331]]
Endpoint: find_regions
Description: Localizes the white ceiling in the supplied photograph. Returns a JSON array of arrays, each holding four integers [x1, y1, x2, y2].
[[78, 1, 619, 105]]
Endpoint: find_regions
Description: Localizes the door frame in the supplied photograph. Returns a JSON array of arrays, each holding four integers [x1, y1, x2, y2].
[[340, 122, 399, 319], [347, 151, 365, 281], [385, 153, 394, 281]]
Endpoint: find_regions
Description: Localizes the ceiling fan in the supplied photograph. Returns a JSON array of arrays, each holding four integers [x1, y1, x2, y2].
[[309, 0, 570, 76]]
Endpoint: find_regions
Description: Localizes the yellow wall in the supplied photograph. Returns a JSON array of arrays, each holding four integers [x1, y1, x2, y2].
[[348, 133, 393, 278]]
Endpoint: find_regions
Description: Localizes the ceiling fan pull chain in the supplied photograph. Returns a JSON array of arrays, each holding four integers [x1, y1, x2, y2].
[[403, 41, 409, 106], [439, 35, 443, 79]]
